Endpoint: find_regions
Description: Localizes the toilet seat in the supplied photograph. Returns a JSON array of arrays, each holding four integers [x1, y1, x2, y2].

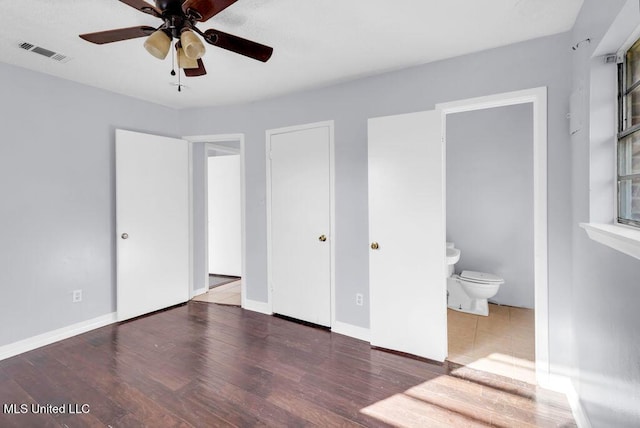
[[459, 270, 504, 285]]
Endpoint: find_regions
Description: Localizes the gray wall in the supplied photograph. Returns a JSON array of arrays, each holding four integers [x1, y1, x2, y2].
[[179, 30, 574, 355], [571, 0, 640, 426], [447, 104, 534, 308], [0, 62, 180, 346]]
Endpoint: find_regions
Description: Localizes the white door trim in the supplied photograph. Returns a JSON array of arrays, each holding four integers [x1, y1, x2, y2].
[[183, 134, 247, 309], [205, 143, 241, 155], [265, 121, 336, 326], [436, 86, 550, 384]]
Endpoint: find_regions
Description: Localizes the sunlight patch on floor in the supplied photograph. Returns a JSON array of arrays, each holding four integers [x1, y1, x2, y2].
[[461, 352, 536, 385], [360, 365, 574, 428], [361, 374, 506, 427]]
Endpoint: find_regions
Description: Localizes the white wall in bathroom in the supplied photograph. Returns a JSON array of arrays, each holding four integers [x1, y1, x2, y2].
[[446, 104, 535, 308]]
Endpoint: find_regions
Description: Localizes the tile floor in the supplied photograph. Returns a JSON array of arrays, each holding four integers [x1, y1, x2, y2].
[[208, 274, 241, 288], [447, 303, 536, 384], [192, 279, 241, 306]]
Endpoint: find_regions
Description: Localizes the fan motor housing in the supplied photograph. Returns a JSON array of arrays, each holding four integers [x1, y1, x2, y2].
[[155, 0, 184, 15]]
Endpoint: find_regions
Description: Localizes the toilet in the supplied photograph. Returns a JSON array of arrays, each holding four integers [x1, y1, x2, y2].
[[446, 243, 504, 316]]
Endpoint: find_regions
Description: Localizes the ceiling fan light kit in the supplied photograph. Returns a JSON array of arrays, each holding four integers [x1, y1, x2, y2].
[[180, 29, 205, 59], [79, 0, 273, 91], [177, 47, 198, 69], [143, 29, 171, 59]]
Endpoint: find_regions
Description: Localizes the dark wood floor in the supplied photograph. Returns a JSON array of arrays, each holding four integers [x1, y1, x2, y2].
[[0, 302, 576, 427]]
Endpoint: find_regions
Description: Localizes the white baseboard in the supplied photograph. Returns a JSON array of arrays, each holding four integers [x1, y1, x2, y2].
[[331, 320, 371, 342], [242, 298, 272, 315], [192, 287, 208, 298], [537, 371, 570, 393], [0, 312, 118, 361], [538, 373, 591, 428], [564, 381, 592, 428]]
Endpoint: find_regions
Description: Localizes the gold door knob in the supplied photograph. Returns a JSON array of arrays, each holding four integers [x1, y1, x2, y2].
[[319, 235, 327, 242], [371, 242, 379, 250]]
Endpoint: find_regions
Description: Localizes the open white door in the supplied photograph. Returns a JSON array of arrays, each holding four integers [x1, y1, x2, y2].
[[207, 155, 242, 276], [116, 129, 190, 321], [368, 110, 447, 361]]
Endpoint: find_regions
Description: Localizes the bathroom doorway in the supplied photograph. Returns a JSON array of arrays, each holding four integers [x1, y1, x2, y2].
[[437, 88, 547, 385]]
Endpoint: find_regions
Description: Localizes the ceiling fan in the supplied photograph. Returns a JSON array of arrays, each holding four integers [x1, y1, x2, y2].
[[80, 0, 273, 84]]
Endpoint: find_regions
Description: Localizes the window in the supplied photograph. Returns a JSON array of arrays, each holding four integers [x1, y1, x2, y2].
[[581, 3, 640, 261], [618, 37, 640, 227]]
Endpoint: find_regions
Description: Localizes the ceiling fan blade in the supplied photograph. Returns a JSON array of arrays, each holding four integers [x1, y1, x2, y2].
[[118, 0, 162, 17], [79, 26, 156, 44], [182, 0, 238, 22], [203, 28, 273, 62], [184, 59, 207, 77]]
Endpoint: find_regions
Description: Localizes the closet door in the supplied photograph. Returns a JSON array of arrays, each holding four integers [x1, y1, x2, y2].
[[368, 110, 446, 361], [267, 122, 333, 327]]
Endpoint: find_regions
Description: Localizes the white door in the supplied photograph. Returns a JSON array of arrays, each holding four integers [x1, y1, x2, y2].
[[207, 155, 241, 276], [368, 110, 447, 361], [268, 123, 332, 326], [116, 129, 190, 321]]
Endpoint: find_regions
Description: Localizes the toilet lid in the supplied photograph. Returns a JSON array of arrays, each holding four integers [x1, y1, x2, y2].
[[459, 270, 504, 283]]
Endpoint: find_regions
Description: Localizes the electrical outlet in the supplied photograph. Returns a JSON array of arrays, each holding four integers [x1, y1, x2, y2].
[[355, 293, 363, 306], [72, 289, 82, 303]]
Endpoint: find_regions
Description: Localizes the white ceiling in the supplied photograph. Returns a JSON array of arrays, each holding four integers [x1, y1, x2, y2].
[[0, 0, 583, 109]]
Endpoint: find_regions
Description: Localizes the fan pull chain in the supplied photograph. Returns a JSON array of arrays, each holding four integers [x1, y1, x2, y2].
[[173, 46, 181, 92], [170, 47, 176, 77], [178, 67, 182, 92]]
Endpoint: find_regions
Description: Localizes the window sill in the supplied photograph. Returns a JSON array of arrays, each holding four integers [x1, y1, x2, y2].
[[580, 223, 640, 261]]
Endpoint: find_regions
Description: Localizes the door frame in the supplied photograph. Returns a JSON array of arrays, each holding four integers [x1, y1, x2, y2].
[[265, 121, 336, 326], [184, 133, 247, 309], [436, 87, 550, 385]]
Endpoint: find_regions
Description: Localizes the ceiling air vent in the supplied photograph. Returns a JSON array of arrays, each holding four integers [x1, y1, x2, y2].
[[17, 41, 71, 63], [19, 42, 34, 50]]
